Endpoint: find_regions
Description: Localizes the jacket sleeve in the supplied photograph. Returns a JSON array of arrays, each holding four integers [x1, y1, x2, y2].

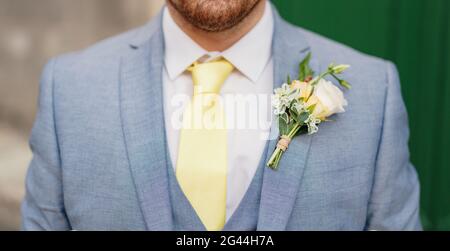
[[21, 58, 71, 231], [365, 61, 422, 231]]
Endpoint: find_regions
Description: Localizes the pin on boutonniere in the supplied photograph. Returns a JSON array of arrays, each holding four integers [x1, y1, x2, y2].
[[267, 53, 351, 170]]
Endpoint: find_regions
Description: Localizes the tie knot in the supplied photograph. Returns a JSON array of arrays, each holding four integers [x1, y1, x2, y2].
[[188, 59, 234, 95]]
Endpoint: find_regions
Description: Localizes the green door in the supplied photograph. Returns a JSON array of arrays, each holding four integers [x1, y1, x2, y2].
[[273, 0, 450, 230]]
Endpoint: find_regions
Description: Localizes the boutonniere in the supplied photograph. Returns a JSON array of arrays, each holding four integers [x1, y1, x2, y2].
[[267, 53, 351, 170]]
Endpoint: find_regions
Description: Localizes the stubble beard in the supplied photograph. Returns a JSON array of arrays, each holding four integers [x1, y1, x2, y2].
[[167, 0, 261, 32]]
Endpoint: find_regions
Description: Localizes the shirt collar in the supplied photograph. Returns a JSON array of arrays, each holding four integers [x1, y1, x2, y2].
[[222, 4, 274, 82], [163, 4, 274, 83]]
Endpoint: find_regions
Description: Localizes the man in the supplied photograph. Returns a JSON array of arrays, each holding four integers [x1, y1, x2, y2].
[[22, 0, 422, 230]]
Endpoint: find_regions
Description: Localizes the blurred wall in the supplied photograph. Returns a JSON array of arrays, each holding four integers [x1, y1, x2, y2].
[[0, 0, 164, 133], [0, 0, 165, 230]]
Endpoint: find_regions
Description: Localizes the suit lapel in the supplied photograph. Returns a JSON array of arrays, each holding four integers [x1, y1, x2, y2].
[[120, 13, 173, 230], [257, 7, 319, 230]]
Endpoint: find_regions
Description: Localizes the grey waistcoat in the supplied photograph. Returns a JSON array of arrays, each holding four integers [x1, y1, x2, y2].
[[167, 145, 268, 231]]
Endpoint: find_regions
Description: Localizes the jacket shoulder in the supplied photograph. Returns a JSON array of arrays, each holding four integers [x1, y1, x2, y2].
[[52, 26, 142, 71], [298, 26, 388, 69]]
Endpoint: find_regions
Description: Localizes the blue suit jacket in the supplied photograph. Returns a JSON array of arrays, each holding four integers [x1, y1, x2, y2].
[[22, 6, 422, 231]]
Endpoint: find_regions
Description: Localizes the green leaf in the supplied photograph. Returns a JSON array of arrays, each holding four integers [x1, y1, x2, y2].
[[287, 75, 291, 84], [298, 112, 310, 123], [290, 108, 299, 122], [280, 113, 289, 124], [298, 52, 314, 81], [278, 113, 291, 135], [278, 117, 289, 136]]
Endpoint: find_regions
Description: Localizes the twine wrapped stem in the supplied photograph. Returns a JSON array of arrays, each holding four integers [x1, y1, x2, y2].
[[267, 123, 302, 170]]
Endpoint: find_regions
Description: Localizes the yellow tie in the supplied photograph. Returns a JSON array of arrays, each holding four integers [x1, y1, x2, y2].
[[176, 59, 234, 231]]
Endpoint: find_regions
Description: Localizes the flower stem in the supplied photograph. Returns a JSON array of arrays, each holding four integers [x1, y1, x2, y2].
[[267, 123, 302, 170]]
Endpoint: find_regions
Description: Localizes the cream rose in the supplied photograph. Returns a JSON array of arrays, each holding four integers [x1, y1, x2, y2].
[[291, 80, 313, 100], [308, 79, 348, 119]]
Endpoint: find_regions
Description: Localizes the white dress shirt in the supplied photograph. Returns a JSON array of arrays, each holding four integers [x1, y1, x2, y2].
[[162, 4, 274, 221]]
